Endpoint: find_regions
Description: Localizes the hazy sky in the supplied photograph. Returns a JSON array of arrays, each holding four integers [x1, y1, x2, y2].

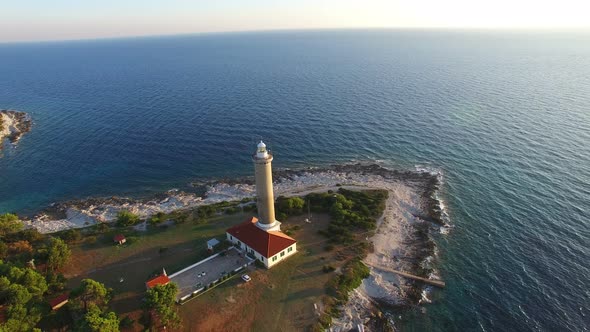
[[1, 0, 589, 42]]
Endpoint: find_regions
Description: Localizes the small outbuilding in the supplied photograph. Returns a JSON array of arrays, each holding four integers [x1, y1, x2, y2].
[[48, 293, 69, 311], [113, 234, 126, 245], [206, 238, 220, 251], [146, 269, 170, 290]]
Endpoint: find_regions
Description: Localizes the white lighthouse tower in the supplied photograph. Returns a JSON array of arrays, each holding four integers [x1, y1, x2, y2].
[[252, 141, 281, 231], [225, 141, 297, 268]]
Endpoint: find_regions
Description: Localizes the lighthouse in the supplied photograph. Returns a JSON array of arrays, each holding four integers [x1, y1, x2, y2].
[[226, 141, 297, 268], [252, 141, 280, 231]]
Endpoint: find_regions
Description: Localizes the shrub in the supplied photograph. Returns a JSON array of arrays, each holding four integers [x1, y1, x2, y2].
[[85, 235, 97, 244], [94, 222, 110, 234], [323, 265, 336, 273], [324, 244, 335, 251], [116, 210, 140, 226], [61, 229, 82, 243], [126, 236, 138, 244], [120, 315, 134, 328], [224, 207, 239, 215], [275, 196, 305, 216], [149, 212, 166, 225], [276, 212, 288, 221]]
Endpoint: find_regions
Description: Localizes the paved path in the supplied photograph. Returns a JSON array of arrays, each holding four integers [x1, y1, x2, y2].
[[366, 263, 446, 288]]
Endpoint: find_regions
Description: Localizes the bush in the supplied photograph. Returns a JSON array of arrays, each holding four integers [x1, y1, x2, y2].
[[0, 213, 23, 236], [224, 207, 239, 215], [323, 265, 336, 273], [159, 247, 168, 254], [85, 235, 97, 244], [324, 244, 335, 252], [120, 315, 134, 328], [116, 210, 140, 226], [61, 229, 82, 243], [126, 236, 138, 244], [94, 222, 110, 234], [149, 212, 166, 225], [275, 196, 305, 216]]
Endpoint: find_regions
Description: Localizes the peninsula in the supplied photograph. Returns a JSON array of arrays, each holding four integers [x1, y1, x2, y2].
[[0, 109, 32, 149], [9, 161, 446, 330]]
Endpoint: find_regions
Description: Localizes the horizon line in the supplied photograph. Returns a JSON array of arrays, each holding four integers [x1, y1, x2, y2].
[[2, 26, 590, 45]]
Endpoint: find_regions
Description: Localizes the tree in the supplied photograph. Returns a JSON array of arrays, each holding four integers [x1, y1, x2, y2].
[[0, 242, 7, 260], [0, 213, 22, 237], [61, 229, 82, 243], [149, 212, 166, 225], [116, 210, 140, 226], [76, 304, 119, 332], [276, 196, 305, 216], [0, 262, 47, 300], [7, 284, 32, 305], [73, 279, 111, 311], [18, 268, 47, 299], [144, 283, 181, 329], [7, 240, 33, 259], [0, 261, 45, 332], [0, 303, 42, 332], [47, 237, 71, 272]]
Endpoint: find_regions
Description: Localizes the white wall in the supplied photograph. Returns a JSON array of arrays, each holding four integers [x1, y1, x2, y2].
[[267, 243, 297, 268], [226, 233, 297, 269]]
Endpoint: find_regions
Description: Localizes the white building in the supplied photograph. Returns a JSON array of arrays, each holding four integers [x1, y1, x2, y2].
[[226, 217, 297, 268], [225, 141, 297, 268]]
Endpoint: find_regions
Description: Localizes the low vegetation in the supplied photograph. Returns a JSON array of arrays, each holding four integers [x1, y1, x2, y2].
[[305, 189, 387, 329], [116, 210, 140, 227], [0, 213, 23, 237], [0, 189, 386, 330]]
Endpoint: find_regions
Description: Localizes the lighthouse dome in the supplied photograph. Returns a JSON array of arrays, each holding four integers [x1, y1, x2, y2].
[[256, 141, 269, 158]]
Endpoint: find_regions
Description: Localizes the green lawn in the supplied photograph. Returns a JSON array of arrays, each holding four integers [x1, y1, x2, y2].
[[65, 213, 247, 315]]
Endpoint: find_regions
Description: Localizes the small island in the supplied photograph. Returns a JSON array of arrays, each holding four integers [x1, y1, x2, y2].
[[0, 109, 32, 149]]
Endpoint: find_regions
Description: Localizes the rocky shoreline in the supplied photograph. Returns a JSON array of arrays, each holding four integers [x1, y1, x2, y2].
[[0, 110, 32, 148], [20, 163, 446, 331], [323, 164, 445, 331]]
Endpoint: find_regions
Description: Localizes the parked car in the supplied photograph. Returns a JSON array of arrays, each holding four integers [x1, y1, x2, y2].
[[241, 274, 251, 282]]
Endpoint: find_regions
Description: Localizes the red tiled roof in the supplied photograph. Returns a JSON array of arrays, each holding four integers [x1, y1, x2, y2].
[[113, 234, 126, 242], [48, 292, 69, 309], [226, 217, 296, 258], [146, 275, 170, 289]]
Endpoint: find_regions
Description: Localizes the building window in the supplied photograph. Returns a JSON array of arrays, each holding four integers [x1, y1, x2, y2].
[[281, 251, 285, 257], [230, 235, 233, 240], [288, 246, 292, 253], [237, 241, 241, 246], [272, 256, 277, 261]]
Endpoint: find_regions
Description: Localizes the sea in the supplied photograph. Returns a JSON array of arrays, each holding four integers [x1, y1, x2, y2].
[[0, 29, 589, 331]]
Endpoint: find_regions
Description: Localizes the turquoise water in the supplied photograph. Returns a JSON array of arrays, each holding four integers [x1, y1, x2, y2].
[[1, 30, 589, 331]]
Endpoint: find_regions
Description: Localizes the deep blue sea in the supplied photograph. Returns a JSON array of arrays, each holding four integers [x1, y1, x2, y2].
[[1, 29, 589, 331]]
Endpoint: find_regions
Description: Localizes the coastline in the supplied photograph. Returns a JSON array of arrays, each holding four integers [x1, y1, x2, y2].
[[21, 163, 446, 330], [0, 109, 32, 149]]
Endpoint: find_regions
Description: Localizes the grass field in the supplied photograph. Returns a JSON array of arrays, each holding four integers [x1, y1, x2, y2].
[[64, 213, 244, 320], [177, 213, 356, 332], [63, 209, 357, 331]]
